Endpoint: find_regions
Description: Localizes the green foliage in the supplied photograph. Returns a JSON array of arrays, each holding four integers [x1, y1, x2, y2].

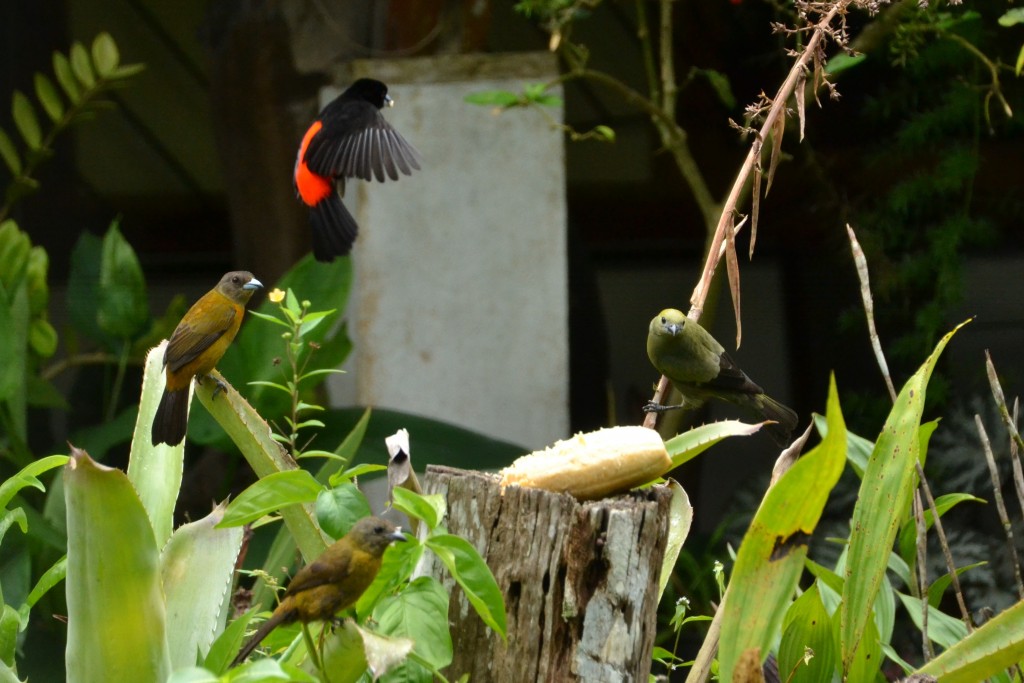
[[0, 33, 143, 218]]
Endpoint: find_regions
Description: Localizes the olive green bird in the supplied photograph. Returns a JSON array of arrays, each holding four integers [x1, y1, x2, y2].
[[645, 308, 798, 446]]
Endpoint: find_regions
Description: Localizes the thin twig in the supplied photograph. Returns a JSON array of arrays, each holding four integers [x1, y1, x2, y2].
[[915, 459, 973, 631], [975, 414, 1024, 600], [985, 351, 1024, 475], [914, 491, 934, 659], [1011, 399, 1024, 524], [40, 351, 124, 381], [847, 224, 896, 401]]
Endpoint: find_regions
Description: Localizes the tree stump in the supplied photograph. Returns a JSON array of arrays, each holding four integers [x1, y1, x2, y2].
[[421, 465, 672, 682]]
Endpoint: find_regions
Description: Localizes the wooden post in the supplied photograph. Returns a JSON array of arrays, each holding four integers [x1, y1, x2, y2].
[[421, 465, 672, 682]]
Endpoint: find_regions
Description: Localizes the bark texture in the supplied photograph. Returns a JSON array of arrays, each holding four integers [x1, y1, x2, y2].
[[422, 465, 671, 683]]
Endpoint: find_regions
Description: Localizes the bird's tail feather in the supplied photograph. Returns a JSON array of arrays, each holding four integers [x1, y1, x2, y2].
[[152, 388, 189, 446], [231, 610, 289, 668], [310, 192, 358, 262], [753, 394, 799, 447]]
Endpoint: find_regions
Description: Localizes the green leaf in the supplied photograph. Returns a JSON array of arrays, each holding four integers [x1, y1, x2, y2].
[[658, 480, 692, 599], [67, 231, 109, 346], [204, 608, 257, 675], [718, 375, 847, 682], [28, 317, 57, 357], [391, 487, 445, 531], [329, 463, 385, 486], [111, 63, 146, 80], [825, 52, 867, 76], [897, 492, 984, 566], [0, 607, 16, 670], [161, 504, 245, 669], [1016, 45, 1024, 78], [373, 577, 452, 674], [998, 8, 1024, 26], [0, 128, 20, 175], [247, 310, 291, 329], [91, 32, 120, 76], [70, 42, 95, 88], [64, 447, 171, 682], [896, 592, 968, 649], [314, 483, 371, 540], [928, 562, 986, 608], [11, 92, 42, 150], [664, 420, 767, 468], [778, 584, 834, 683], [915, 598, 1024, 682], [0, 454, 68, 509], [425, 534, 507, 638], [840, 320, 970, 675], [52, 51, 80, 103], [698, 68, 737, 110], [22, 554, 67, 617], [355, 539, 424, 620], [97, 220, 150, 340], [464, 90, 521, 107], [128, 344, 188, 548], [33, 73, 64, 122], [219, 470, 324, 528]]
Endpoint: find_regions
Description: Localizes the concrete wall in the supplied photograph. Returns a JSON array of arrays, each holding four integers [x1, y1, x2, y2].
[[326, 54, 569, 450]]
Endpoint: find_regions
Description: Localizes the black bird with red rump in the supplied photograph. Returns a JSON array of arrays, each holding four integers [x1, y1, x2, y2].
[[294, 78, 422, 261]]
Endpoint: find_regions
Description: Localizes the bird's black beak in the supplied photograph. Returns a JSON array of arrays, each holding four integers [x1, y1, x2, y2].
[[243, 278, 263, 291]]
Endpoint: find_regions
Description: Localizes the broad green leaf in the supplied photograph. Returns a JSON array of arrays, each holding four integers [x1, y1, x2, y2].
[[664, 419, 766, 468], [11, 92, 41, 150], [33, 73, 64, 122], [52, 51, 80, 103], [91, 32, 119, 76], [840, 320, 970, 674], [355, 539, 424, 620], [0, 128, 20, 175], [69, 42, 95, 88], [658, 479, 692, 599], [67, 231, 108, 346], [391, 487, 445, 531], [373, 577, 452, 676], [127, 342, 187, 546], [834, 607, 881, 683], [161, 503, 244, 668], [915, 599, 1024, 682], [97, 221, 150, 339], [315, 483, 371, 540], [718, 375, 847, 683], [219, 470, 323, 528], [204, 608, 257, 675], [896, 592, 968, 649], [778, 584, 834, 683], [425, 534, 507, 638], [897, 492, 984, 566], [64, 447, 171, 682]]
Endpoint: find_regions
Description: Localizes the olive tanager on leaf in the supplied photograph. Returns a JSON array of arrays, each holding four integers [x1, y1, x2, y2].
[[231, 516, 406, 667], [151, 271, 262, 446], [645, 308, 798, 446], [294, 78, 421, 262]]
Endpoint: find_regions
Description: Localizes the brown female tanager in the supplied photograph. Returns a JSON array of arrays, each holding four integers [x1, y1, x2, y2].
[[231, 516, 407, 667], [151, 271, 262, 446], [294, 78, 421, 261], [645, 308, 798, 446]]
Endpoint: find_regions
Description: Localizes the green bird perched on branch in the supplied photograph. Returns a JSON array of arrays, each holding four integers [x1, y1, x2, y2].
[[644, 308, 798, 446]]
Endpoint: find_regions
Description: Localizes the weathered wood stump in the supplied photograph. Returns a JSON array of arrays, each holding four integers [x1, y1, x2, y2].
[[422, 465, 672, 682]]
